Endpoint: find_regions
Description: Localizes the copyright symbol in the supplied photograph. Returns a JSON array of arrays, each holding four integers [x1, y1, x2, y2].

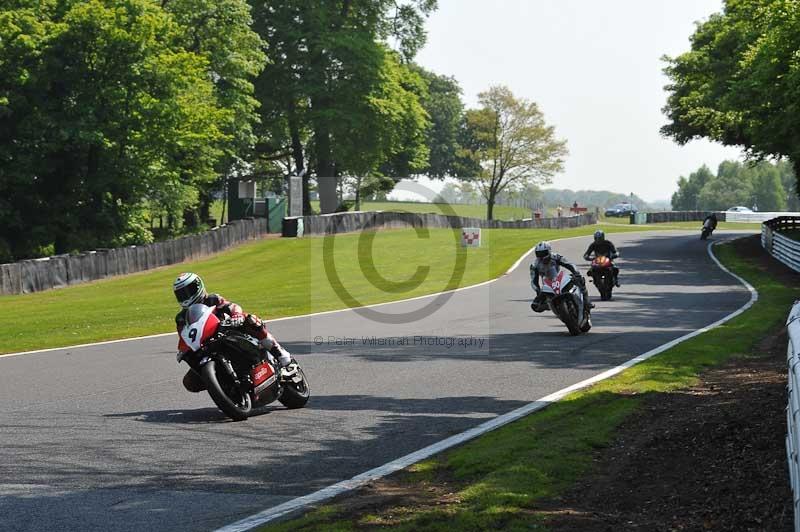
[[321, 181, 465, 325], [313, 336, 323, 345]]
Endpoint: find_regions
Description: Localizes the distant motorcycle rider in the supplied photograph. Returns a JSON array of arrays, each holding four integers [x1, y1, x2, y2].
[[703, 212, 718, 231], [173, 272, 293, 393], [583, 230, 621, 287], [530, 241, 594, 312]]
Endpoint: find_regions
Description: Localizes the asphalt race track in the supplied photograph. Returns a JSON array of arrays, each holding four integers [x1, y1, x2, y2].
[[0, 231, 753, 531]]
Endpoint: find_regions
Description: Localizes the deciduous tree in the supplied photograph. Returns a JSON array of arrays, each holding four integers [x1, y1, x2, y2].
[[460, 86, 567, 220], [662, 0, 800, 200]]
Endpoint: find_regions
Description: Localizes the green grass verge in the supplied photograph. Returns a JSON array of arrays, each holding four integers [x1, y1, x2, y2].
[[259, 239, 798, 532], [310, 200, 532, 221], [1, 223, 656, 354]]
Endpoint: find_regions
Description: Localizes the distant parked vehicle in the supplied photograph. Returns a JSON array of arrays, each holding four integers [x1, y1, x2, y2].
[[726, 206, 753, 213], [604, 203, 637, 217]]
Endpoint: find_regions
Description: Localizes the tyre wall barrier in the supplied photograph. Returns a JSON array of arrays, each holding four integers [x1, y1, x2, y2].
[[762, 216, 800, 273], [0, 218, 268, 296], [785, 301, 800, 532], [282, 211, 596, 237], [644, 211, 726, 224]]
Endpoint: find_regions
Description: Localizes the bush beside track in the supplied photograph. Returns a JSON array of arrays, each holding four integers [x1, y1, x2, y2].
[[258, 236, 796, 532]]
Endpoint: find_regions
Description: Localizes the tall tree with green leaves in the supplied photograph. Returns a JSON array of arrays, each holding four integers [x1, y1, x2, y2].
[[411, 65, 465, 179], [249, 0, 437, 213], [0, 0, 229, 258], [162, 0, 266, 226], [671, 165, 714, 210], [460, 86, 567, 220], [671, 160, 790, 212], [662, 0, 800, 200]]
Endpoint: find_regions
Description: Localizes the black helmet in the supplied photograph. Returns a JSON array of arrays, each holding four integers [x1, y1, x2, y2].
[[594, 230, 605, 242]]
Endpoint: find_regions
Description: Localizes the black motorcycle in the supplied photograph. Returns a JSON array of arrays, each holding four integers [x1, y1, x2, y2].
[[700, 218, 715, 240], [176, 304, 309, 421]]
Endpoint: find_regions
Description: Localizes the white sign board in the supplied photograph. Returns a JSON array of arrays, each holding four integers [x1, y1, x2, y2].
[[461, 227, 481, 247], [289, 176, 303, 217]]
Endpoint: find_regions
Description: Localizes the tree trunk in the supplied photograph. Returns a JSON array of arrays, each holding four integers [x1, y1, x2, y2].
[[792, 156, 800, 205], [314, 123, 337, 213], [486, 184, 497, 220], [289, 113, 312, 214], [183, 208, 198, 229]]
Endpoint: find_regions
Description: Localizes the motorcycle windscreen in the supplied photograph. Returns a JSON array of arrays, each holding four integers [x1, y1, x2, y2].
[[542, 263, 559, 280], [180, 304, 220, 352]]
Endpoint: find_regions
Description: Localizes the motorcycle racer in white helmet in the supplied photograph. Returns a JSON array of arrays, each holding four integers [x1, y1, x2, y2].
[[173, 272, 295, 393], [529, 241, 594, 312]]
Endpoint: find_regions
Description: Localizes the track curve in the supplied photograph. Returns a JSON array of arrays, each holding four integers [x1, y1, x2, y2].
[[0, 231, 753, 531]]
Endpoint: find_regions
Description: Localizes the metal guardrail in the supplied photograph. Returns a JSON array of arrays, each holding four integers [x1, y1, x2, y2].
[[762, 216, 800, 273], [786, 301, 800, 532], [728, 211, 800, 223]]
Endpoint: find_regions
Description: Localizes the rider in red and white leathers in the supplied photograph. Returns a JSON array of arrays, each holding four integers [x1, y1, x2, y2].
[[530, 241, 593, 312], [173, 272, 292, 392]]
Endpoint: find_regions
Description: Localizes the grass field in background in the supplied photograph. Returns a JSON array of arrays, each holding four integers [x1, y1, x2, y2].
[[310, 200, 532, 220], [2, 224, 656, 354], [260, 239, 797, 532]]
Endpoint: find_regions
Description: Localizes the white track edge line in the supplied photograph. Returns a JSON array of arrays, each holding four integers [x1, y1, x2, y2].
[[1, 234, 589, 359], [214, 238, 758, 532]]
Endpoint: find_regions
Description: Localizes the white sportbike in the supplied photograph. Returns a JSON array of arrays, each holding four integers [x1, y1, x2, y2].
[[536, 269, 592, 335]]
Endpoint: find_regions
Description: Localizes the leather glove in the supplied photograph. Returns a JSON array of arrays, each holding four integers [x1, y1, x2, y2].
[[223, 315, 244, 327], [244, 314, 263, 328]]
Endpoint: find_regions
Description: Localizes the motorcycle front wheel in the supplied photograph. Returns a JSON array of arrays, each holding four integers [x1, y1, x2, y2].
[[202, 358, 252, 421], [278, 362, 310, 409], [561, 299, 582, 336]]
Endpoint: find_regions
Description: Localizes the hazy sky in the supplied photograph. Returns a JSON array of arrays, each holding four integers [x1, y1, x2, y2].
[[413, 0, 743, 202]]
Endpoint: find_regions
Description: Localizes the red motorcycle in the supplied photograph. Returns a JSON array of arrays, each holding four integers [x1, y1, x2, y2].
[[587, 255, 615, 301], [176, 304, 309, 421]]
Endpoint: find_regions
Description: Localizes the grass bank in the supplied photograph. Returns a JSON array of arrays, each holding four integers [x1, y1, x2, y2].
[[1, 223, 652, 354], [310, 200, 531, 221], [260, 237, 798, 531]]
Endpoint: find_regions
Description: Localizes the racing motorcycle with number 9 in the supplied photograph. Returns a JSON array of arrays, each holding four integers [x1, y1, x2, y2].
[[176, 304, 310, 421]]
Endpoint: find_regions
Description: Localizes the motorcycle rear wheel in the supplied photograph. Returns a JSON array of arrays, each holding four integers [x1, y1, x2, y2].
[[202, 358, 252, 421], [602, 275, 614, 301]]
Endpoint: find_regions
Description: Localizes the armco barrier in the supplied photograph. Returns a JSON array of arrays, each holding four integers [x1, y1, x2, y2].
[[0, 218, 268, 295], [646, 210, 800, 224], [762, 216, 800, 273], [728, 211, 800, 223], [786, 301, 800, 532], [282, 211, 596, 237]]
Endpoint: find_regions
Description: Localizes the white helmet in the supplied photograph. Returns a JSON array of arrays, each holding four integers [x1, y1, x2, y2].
[[534, 241, 552, 260], [173, 272, 206, 308]]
